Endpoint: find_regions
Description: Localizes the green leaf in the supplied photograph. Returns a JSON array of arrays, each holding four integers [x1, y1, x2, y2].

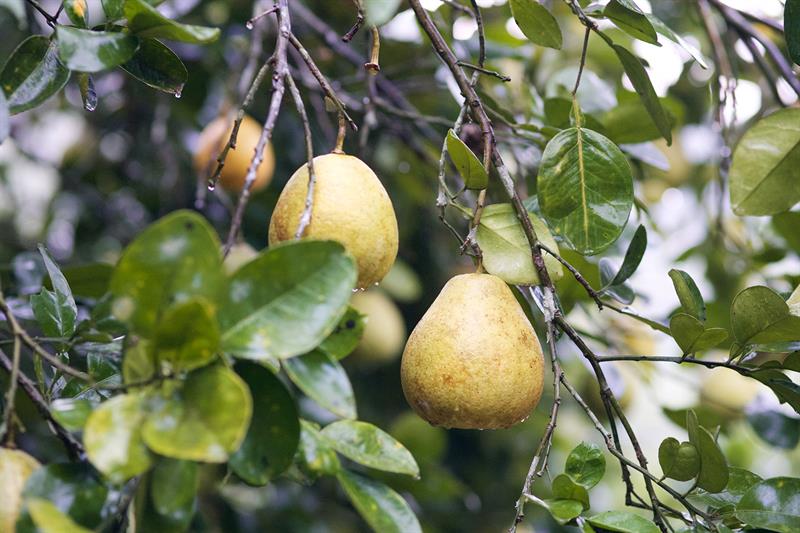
[[122, 338, 156, 384], [25, 499, 92, 533], [542, 499, 584, 525], [83, 392, 153, 483], [598, 261, 635, 304], [321, 420, 419, 477], [731, 286, 800, 347], [124, 0, 220, 44], [109, 210, 223, 338], [153, 297, 219, 372], [101, 0, 125, 19], [687, 410, 729, 493], [602, 92, 681, 145], [537, 127, 633, 255], [229, 362, 300, 485], [750, 369, 800, 415], [31, 290, 76, 340], [63, 0, 88, 27], [786, 0, 800, 65], [658, 438, 699, 481], [611, 44, 672, 144], [363, 0, 402, 27], [45, 263, 113, 300], [552, 473, 590, 510], [587, 510, 660, 533], [142, 365, 252, 462], [729, 108, 800, 215], [0, 90, 8, 143], [219, 240, 356, 360], [747, 409, 800, 450], [564, 442, 605, 490], [336, 470, 422, 533], [475, 203, 563, 285], [283, 349, 356, 419], [604, 0, 659, 45], [689, 467, 762, 509], [508, 0, 562, 49], [18, 463, 106, 531], [56, 26, 139, 72], [319, 306, 365, 360], [446, 129, 488, 190], [608, 225, 647, 287], [668, 269, 705, 321], [50, 398, 92, 431], [0, 36, 70, 115], [297, 420, 341, 477], [646, 14, 707, 68], [150, 459, 196, 518], [120, 38, 186, 95], [669, 313, 727, 354], [736, 477, 800, 532]]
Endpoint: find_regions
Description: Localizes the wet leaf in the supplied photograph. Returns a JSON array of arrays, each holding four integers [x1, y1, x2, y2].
[[124, 0, 220, 43], [153, 297, 219, 372], [321, 420, 419, 477], [731, 286, 800, 347], [297, 420, 341, 477], [319, 306, 365, 360], [552, 473, 590, 510], [0, 36, 70, 114], [121, 38, 187, 95], [689, 467, 762, 509], [56, 26, 139, 72], [337, 469, 422, 533], [736, 477, 800, 532], [283, 349, 356, 419], [658, 438, 699, 481], [564, 442, 605, 490]]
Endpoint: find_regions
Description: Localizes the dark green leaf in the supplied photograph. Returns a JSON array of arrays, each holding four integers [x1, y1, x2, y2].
[[788, 0, 800, 65], [646, 14, 707, 68], [319, 306, 365, 360], [363, 0, 402, 27], [603, 92, 681, 145], [124, 0, 220, 44], [0, 36, 70, 114], [336, 470, 422, 533], [56, 26, 139, 72], [297, 420, 341, 477], [587, 510, 660, 533], [150, 459, 196, 518], [552, 474, 590, 510], [102, 0, 124, 19], [153, 297, 219, 372], [750, 369, 800, 415], [219, 240, 356, 361], [608, 225, 647, 286], [44, 263, 113, 300], [83, 392, 153, 483], [564, 442, 605, 490], [321, 420, 419, 477], [538, 127, 633, 255], [604, 0, 659, 44], [747, 409, 800, 449], [142, 365, 252, 462], [283, 349, 356, 419], [63, 0, 88, 27], [687, 410, 729, 493], [611, 44, 672, 144], [508, 0, 562, 49], [658, 438, 699, 481], [121, 38, 186, 95], [229, 362, 300, 485], [446, 129, 488, 190], [731, 286, 800, 346], [689, 467, 762, 509], [669, 313, 727, 354], [729, 108, 800, 215], [668, 269, 705, 321], [109, 210, 223, 338], [50, 398, 92, 431], [18, 463, 106, 531], [475, 203, 563, 285], [736, 477, 800, 532]]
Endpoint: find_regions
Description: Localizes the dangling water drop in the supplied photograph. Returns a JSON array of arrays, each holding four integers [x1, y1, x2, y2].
[[207, 181, 216, 191], [174, 90, 182, 99], [245, 20, 254, 30]]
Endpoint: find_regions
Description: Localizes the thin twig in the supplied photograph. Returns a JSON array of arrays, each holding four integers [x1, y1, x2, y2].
[[457, 61, 511, 82], [287, 74, 317, 239], [537, 243, 603, 310], [342, 0, 365, 42], [1, 337, 21, 444]]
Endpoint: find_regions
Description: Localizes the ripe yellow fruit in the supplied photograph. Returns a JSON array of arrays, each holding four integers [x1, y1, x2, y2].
[[700, 367, 763, 416], [0, 448, 41, 532], [350, 290, 406, 364], [194, 115, 275, 193], [268, 153, 398, 289], [400, 273, 545, 429]]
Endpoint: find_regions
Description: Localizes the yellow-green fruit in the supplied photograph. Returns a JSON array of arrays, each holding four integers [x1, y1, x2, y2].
[[194, 115, 275, 193], [700, 367, 763, 416], [0, 448, 41, 532], [400, 273, 545, 429], [350, 290, 406, 364], [268, 153, 398, 289]]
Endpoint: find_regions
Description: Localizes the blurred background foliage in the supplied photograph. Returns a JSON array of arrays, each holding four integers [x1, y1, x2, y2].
[[1, 0, 799, 531]]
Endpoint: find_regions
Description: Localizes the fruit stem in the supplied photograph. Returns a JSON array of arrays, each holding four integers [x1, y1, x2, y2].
[[364, 27, 381, 73], [333, 112, 347, 154]]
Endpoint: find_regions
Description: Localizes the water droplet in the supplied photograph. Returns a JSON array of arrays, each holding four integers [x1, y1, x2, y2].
[[207, 181, 216, 191], [245, 20, 254, 30], [174, 90, 182, 99], [373, 282, 379, 287]]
